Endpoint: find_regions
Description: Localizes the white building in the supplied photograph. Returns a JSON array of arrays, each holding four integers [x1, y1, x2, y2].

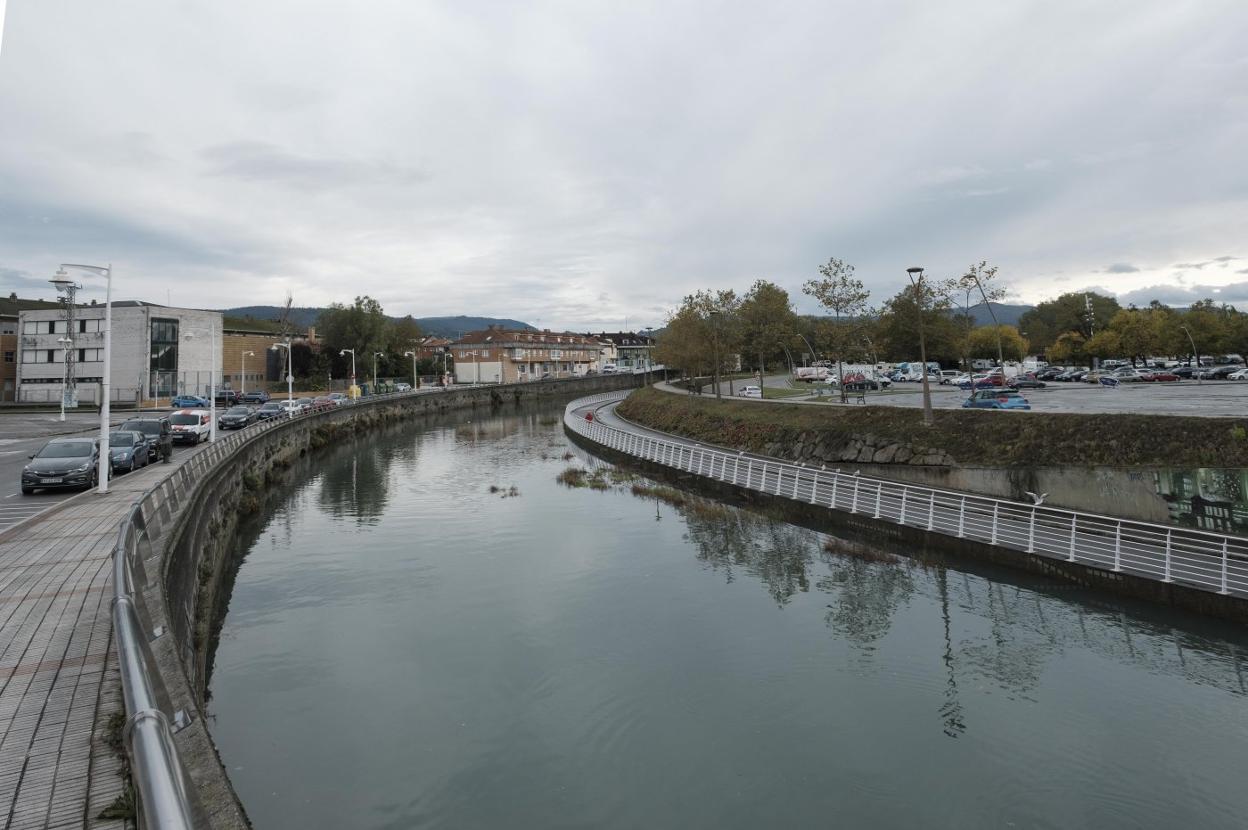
[[16, 302, 222, 404]]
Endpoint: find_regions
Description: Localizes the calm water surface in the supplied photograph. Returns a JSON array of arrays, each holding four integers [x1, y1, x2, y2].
[[209, 403, 1248, 829]]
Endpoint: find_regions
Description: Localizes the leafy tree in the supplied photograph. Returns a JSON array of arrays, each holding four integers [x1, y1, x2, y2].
[[966, 325, 1028, 362], [1084, 329, 1122, 360], [655, 291, 739, 394], [318, 295, 392, 379], [803, 257, 870, 403], [1046, 331, 1088, 365], [1103, 309, 1162, 365], [876, 283, 961, 365], [738, 279, 797, 389], [956, 261, 1010, 368], [1018, 292, 1120, 352]]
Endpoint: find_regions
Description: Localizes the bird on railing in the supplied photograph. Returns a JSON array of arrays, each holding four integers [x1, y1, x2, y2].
[[1025, 491, 1048, 505]]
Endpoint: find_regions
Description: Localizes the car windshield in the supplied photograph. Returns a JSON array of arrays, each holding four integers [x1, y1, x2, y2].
[[109, 433, 135, 446], [170, 413, 202, 425], [37, 441, 93, 458], [260, 403, 281, 411], [121, 421, 161, 435], [226, 407, 251, 415]]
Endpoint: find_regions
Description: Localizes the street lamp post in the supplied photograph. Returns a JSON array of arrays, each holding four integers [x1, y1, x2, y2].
[[56, 337, 74, 421], [1180, 325, 1201, 386], [52, 264, 111, 493], [183, 327, 219, 442], [340, 348, 356, 392], [272, 340, 294, 415], [403, 350, 418, 389], [240, 351, 255, 396], [373, 352, 384, 391], [906, 266, 935, 426]]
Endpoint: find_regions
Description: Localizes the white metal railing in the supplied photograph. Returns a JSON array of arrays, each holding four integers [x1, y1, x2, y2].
[[564, 392, 1248, 599], [110, 376, 637, 826]]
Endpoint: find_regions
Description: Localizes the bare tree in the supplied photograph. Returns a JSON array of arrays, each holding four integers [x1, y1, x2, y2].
[[803, 257, 870, 403], [958, 261, 1009, 373]]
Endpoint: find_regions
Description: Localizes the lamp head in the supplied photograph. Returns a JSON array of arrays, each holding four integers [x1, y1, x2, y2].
[[906, 267, 924, 275], [49, 269, 78, 293]]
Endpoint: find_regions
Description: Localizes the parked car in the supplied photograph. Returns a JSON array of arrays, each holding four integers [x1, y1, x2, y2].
[[278, 400, 303, 417], [296, 398, 317, 411], [313, 396, 337, 410], [108, 430, 151, 473], [327, 392, 348, 406], [1151, 371, 1180, 382], [241, 390, 270, 404], [171, 394, 208, 409], [1202, 365, 1241, 380], [21, 437, 102, 493], [1228, 368, 1248, 381], [738, 385, 762, 399], [214, 389, 241, 407], [256, 402, 286, 420], [1035, 366, 1066, 380], [962, 389, 1031, 410], [394, 382, 412, 392], [1008, 375, 1047, 389], [938, 370, 961, 385], [119, 416, 173, 463], [170, 410, 212, 444], [1111, 368, 1150, 383], [218, 405, 257, 430]]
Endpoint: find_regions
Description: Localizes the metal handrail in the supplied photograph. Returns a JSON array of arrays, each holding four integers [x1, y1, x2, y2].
[[564, 392, 1248, 598]]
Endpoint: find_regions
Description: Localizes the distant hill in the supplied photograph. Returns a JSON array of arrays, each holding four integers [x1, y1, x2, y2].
[[962, 302, 1034, 327], [219, 307, 535, 339]]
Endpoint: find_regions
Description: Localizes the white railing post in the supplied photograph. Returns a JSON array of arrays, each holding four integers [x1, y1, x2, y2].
[[1162, 529, 1173, 582], [851, 477, 859, 513], [810, 473, 819, 505], [1026, 507, 1037, 552], [899, 487, 908, 525], [792, 467, 800, 499], [927, 491, 936, 531], [1067, 514, 1077, 562], [956, 497, 966, 537], [872, 482, 882, 519], [1220, 538, 1230, 595], [747, 459, 754, 489], [990, 503, 999, 545], [830, 472, 839, 508], [1112, 522, 1122, 572]]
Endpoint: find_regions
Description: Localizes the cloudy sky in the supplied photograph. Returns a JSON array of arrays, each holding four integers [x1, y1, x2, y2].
[[1, 1, 1246, 330]]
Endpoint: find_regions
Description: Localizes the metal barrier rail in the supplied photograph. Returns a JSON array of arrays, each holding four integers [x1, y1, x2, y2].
[[111, 380, 620, 827], [564, 392, 1248, 598]]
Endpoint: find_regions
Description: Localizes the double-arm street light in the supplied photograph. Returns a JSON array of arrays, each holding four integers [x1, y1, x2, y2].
[[1179, 325, 1201, 386], [373, 352, 384, 390], [240, 350, 255, 396], [403, 350, 418, 389], [272, 340, 294, 414], [906, 266, 935, 426], [51, 264, 112, 493], [183, 328, 219, 442]]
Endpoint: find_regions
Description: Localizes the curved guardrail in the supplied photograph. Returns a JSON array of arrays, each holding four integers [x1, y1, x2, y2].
[[564, 391, 1248, 599], [111, 379, 635, 827]]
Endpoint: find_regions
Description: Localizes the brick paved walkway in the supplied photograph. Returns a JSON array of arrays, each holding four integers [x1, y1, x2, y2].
[[0, 450, 201, 829]]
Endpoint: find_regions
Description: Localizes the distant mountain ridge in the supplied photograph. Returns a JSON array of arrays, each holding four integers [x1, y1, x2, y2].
[[961, 302, 1034, 327], [220, 306, 535, 339]]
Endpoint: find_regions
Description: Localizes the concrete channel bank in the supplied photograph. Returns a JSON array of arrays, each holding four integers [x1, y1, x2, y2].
[[85, 374, 640, 828]]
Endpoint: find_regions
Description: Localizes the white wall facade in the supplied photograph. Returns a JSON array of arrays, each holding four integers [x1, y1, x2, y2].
[[16, 304, 223, 403]]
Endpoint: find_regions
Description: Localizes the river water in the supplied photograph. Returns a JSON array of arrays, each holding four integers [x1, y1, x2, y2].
[[209, 401, 1248, 829]]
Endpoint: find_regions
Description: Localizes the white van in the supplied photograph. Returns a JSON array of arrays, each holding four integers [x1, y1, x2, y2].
[[169, 409, 211, 444]]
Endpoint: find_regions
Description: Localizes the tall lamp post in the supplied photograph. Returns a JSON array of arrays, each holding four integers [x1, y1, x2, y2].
[[52, 264, 111, 494], [183, 327, 219, 442], [340, 348, 356, 392], [906, 266, 935, 426], [373, 351, 384, 391], [56, 337, 74, 421], [240, 350, 255, 396], [1180, 325, 1201, 386], [272, 340, 294, 414], [403, 350, 418, 389]]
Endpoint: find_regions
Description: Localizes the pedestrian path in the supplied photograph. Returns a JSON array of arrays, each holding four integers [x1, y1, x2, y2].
[[0, 449, 202, 829]]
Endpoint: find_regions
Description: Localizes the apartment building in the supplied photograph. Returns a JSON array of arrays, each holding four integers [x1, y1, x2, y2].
[[1, 294, 62, 402], [590, 331, 655, 372], [452, 326, 603, 383]]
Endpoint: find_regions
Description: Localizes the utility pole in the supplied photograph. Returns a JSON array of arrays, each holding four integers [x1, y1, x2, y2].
[[907, 267, 935, 426]]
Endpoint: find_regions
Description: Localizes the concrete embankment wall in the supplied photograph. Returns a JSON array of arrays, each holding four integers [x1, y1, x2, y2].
[[143, 375, 641, 826]]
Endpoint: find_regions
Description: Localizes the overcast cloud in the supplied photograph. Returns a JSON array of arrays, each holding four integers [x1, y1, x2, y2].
[[2, 1, 1246, 330]]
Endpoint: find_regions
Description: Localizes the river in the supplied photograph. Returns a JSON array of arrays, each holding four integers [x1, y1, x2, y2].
[[208, 400, 1248, 829]]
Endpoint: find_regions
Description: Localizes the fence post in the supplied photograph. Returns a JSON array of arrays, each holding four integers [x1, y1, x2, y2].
[[1220, 538, 1230, 595], [1113, 522, 1122, 572], [956, 497, 965, 537], [927, 491, 936, 531], [1067, 514, 1077, 562], [851, 477, 859, 513], [1162, 529, 1173, 582], [899, 487, 908, 525], [990, 503, 999, 545], [747, 459, 754, 488], [872, 482, 882, 519], [810, 473, 819, 505], [792, 468, 800, 499], [830, 473, 838, 508], [1027, 507, 1037, 552]]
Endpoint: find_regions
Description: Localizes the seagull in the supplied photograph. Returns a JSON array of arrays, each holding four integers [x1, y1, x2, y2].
[[853, 470, 861, 477], [1025, 491, 1048, 505]]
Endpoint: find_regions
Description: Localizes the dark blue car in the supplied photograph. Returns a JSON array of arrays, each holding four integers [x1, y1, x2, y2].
[[962, 389, 1031, 410]]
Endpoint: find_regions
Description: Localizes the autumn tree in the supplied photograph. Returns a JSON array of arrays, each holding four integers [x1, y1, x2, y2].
[[738, 280, 798, 390], [803, 257, 870, 403], [966, 325, 1028, 363], [957, 261, 1010, 369], [1018, 292, 1120, 353]]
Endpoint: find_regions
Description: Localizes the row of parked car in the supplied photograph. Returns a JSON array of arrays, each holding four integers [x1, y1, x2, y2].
[[20, 415, 177, 494]]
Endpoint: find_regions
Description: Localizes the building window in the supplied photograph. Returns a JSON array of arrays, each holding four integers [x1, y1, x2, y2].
[[77, 348, 103, 363], [150, 317, 180, 397], [0, 322, 15, 335], [3, 351, 12, 363], [77, 319, 101, 333]]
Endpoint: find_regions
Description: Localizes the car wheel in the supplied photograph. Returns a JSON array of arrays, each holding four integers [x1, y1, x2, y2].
[[21, 486, 34, 495]]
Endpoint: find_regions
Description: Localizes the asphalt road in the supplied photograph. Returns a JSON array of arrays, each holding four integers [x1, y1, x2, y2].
[[0, 410, 212, 532]]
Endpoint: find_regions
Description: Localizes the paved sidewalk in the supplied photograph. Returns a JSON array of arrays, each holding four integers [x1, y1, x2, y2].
[[0, 449, 202, 829]]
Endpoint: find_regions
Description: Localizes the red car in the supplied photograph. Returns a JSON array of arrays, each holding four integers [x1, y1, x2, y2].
[[1150, 371, 1179, 382]]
